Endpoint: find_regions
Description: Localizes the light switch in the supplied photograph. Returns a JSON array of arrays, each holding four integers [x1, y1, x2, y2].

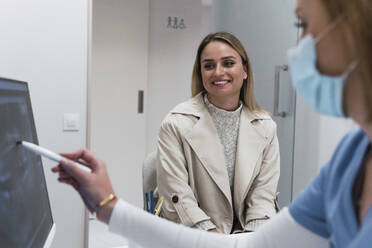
[[63, 113, 80, 131]]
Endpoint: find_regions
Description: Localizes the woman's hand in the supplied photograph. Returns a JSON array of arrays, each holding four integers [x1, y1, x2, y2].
[[51, 149, 117, 224]]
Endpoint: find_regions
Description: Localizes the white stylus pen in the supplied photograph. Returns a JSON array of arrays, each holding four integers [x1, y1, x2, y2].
[[18, 141, 92, 173]]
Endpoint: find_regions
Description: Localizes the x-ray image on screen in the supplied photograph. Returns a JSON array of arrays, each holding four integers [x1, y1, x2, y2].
[[0, 78, 54, 248]]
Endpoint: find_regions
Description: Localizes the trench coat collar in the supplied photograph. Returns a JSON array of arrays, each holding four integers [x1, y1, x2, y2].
[[171, 92, 270, 122], [171, 92, 270, 208]]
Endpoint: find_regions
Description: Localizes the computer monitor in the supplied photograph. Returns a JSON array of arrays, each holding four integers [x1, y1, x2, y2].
[[0, 77, 55, 248]]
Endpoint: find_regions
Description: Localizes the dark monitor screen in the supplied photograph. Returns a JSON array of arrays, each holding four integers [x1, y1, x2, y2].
[[0, 78, 54, 248]]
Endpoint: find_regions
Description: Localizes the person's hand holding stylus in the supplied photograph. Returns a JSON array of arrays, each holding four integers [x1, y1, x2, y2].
[[52, 149, 117, 223]]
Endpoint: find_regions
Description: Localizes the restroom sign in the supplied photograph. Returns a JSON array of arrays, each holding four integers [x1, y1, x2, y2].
[[167, 16, 186, 29]]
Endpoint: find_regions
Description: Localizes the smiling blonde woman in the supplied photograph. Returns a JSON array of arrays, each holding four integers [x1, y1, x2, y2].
[[155, 32, 280, 234]]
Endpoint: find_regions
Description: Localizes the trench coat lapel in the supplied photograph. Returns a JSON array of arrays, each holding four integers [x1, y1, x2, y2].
[[234, 108, 269, 214], [173, 94, 232, 206], [185, 112, 232, 205]]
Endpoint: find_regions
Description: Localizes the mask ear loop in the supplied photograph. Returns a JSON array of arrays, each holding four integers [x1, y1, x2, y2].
[[342, 60, 358, 78], [314, 16, 343, 44]]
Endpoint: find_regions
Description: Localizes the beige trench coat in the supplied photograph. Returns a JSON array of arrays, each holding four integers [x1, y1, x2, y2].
[[156, 93, 280, 234]]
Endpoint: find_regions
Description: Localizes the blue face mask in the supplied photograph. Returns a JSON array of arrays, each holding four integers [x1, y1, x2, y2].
[[287, 24, 357, 117]]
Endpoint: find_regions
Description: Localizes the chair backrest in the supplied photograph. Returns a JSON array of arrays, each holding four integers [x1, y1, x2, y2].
[[142, 151, 157, 209]]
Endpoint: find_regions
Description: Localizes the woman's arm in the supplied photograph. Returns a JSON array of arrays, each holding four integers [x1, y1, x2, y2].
[[156, 116, 216, 230], [109, 200, 329, 248], [243, 122, 280, 231]]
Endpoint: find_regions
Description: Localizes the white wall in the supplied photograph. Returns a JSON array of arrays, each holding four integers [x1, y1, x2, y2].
[[0, 1, 88, 248], [146, 0, 203, 152]]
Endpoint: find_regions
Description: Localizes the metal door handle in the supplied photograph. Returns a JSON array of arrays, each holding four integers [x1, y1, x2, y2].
[[273, 65, 288, 117], [138, 90, 144, 113]]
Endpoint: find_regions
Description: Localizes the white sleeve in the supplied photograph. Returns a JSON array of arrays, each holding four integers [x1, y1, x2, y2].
[[108, 199, 330, 248]]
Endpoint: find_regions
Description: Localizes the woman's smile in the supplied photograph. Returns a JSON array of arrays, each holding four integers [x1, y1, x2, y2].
[[212, 80, 231, 86]]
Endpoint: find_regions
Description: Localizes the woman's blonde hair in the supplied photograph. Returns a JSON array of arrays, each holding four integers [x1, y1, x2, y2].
[[191, 32, 266, 113], [321, 0, 372, 120]]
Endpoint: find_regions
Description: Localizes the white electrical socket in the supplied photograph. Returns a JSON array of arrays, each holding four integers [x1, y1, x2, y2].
[[63, 113, 80, 131]]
